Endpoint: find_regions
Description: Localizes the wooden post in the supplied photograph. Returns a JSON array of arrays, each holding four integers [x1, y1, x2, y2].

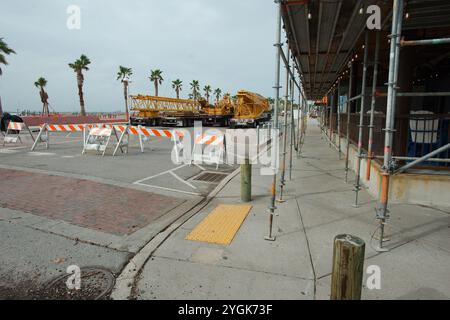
[[241, 158, 252, 202], [331, 234, 366, 300]]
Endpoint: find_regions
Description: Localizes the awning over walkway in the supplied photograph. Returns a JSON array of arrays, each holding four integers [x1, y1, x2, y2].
[[281, 0, 450, 100]]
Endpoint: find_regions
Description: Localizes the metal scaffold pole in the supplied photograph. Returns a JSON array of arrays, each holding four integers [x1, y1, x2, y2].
[[329, 93, 334, 148], [354, 30, 370, 207], [277, 47, 291, 203], [366, 31, 380, 181], [345, 61, 354, 183], [265, 0, 282, 242], [289, 76, 295, 181], [296, 80, 302, 157], [337, 78, 342, 159], [377, 0, 404, 251]]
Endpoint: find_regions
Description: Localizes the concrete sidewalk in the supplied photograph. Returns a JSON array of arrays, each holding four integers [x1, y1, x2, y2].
[[134, 119, 450, 300]]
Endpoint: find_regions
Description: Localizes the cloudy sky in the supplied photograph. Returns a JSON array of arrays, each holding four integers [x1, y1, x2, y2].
[[1, 0, 278, 113]]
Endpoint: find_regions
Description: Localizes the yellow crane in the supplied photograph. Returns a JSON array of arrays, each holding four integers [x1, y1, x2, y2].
[[200, 96, 235, 126], [129, 95, 202, 126], [230, 90, 271, 128]]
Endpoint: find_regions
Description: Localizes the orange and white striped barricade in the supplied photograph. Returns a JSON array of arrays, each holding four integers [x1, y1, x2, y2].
[[138, 126, 185, 159], [83, 123, 118, 149], [82, 125, 126, 157], [113, 125, 182, 157], [113, 125, 143, 156], [191, 132, 226, 169], [31, 123, 85, 151], [3, 121, 35, 146]]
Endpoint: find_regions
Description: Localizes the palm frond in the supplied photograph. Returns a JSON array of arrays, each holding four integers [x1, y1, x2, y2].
[[34, 77, 47, 88], [0, 38, 16, 55]]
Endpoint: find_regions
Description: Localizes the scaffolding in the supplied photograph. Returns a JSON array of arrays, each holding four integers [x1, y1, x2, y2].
[[265, 0, 308, 241], [334, 1, 450, 250], [279, 0, 450, 251]]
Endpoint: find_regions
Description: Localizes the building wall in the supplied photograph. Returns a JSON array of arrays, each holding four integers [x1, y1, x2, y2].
[[333, 133, 450, 209]]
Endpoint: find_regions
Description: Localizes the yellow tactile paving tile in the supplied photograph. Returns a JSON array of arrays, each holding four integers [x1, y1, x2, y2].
[[185, 204, 252, 245]]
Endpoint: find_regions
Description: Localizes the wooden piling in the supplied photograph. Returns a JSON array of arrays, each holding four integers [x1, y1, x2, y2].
[[330, 234, 366, 300], [241, 158, 252, 202]]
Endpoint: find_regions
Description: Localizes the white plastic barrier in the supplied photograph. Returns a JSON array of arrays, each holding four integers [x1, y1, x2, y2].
[[3, 121, 35, 146]]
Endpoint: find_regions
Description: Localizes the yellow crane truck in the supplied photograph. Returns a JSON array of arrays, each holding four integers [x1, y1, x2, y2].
[[129, 90, 270, 128], [229, 90, 271, 128]]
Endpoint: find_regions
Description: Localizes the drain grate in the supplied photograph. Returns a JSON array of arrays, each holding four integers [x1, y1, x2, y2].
[[192, 172, 228, 183]]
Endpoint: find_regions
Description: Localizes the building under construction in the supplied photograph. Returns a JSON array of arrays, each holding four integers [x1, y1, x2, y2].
[[274, 0, 450, 250]]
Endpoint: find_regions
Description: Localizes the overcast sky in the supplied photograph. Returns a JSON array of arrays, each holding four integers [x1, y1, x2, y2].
[[1, 0, 278, 113]]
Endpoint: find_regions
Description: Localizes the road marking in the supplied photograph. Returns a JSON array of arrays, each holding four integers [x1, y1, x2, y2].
[[0, 149, 20, 154], [0, 145, 30, 150], [133, 164, 189, 185], [0, 137, 83, 151], [169, 171, 197, 190], [132, 161, 233, 196], [27, 152, 57, 156]]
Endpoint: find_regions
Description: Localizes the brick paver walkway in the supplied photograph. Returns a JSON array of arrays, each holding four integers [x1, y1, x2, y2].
[[0, 169, 184, 235]]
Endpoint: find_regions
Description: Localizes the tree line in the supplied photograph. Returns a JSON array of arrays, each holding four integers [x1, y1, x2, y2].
[[0, 38, 233, 118]]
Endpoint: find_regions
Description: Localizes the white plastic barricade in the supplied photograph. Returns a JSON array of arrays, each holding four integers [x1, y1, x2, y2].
[[82, 126, 125, 156], [172, 130, 185, 164], [191, 133, 226, 169], [3, 121, 35, 146]]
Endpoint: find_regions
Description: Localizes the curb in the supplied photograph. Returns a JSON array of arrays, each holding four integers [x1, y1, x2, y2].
[[110, 165, 241, 300]]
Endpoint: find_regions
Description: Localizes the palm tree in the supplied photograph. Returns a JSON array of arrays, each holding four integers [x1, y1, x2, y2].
[[203, 85, 212, 103], [172, 79, 183, 99], [0, 38, 16, 116], [117, 66, 133, 120], [68, 54, 91, 116], [190, 80, 200, 100], [214, 88, 222, 103], [34, 77, 50, 116], [149, 69, 163, 96]]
